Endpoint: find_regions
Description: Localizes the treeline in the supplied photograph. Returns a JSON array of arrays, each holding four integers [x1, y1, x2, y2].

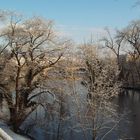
[[103, 21, 140, 88]]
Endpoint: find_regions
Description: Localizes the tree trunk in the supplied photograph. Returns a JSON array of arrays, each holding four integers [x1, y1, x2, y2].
[[9, 107, 21, 132], [9, 103, 38, 133]]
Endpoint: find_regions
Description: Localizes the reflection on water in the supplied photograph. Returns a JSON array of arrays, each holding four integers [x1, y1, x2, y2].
[[116, 90, 140, 140], [24, 90, 140, 140]]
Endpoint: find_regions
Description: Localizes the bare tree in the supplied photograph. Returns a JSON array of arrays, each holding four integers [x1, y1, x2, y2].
[[102, 28, 125, 67], [0, 15, 67, 132], [120, 20, 140, 56], [80, 42, 121, 140], [117, 20, 140, 84], [133, 0, 140, 7]]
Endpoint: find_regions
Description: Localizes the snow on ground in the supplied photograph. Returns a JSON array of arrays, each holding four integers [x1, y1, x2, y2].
[[0, 121, 30, 140]]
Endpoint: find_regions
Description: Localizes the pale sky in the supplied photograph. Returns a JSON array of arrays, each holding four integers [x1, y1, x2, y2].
[[0, 0, 140, 42]]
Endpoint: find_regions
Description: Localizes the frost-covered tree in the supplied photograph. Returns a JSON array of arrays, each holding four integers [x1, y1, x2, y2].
[[0, 13, 68, 132], [80, 42, 121, 140]]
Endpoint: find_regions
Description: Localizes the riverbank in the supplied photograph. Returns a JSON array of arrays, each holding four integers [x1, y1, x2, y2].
[[122, 85, 140, 91], [0, 121, 30, 140]]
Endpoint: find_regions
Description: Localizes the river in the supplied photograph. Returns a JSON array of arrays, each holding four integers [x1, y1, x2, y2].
[[22, 88, 140, 140]]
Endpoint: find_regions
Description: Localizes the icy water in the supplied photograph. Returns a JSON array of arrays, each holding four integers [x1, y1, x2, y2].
[[24, 89, 140, 140], [116, 90, 140, 140]]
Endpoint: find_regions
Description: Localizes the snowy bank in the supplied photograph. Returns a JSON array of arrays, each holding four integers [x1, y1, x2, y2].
[[0, 122, 30, 140]]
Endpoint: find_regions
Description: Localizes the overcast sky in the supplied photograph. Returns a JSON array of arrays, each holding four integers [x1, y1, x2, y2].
[[1, 0, 140, 42]]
